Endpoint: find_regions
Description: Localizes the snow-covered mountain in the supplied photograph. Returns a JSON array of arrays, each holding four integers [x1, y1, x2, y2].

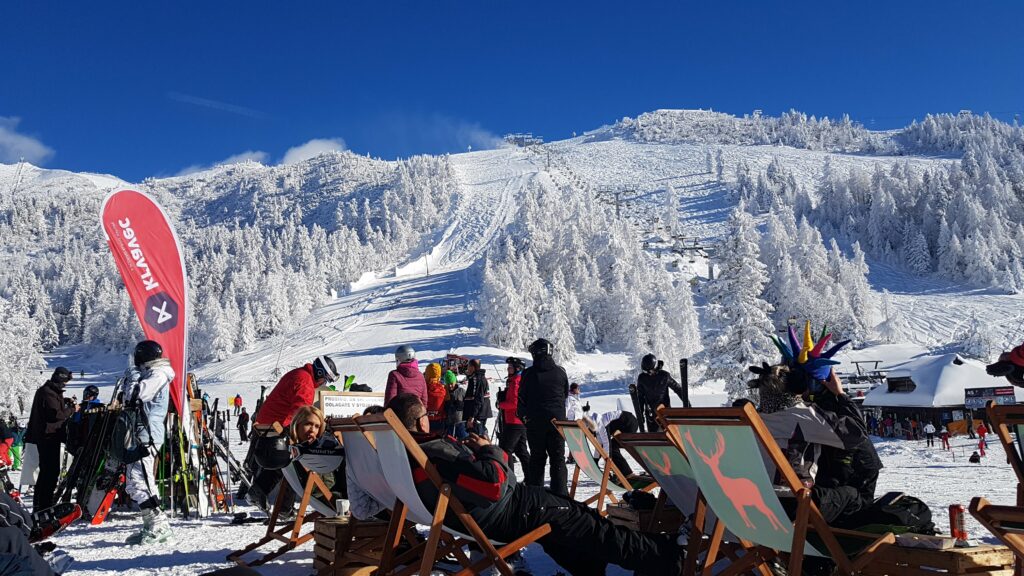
[[2, 108, 1023, 414]]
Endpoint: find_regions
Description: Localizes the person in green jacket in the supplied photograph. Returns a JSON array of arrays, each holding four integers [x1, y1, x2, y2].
[[10, 420, 24, 471]]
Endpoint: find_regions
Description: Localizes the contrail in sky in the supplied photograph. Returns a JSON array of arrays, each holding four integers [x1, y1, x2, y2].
[[167, 92, 269, 120]]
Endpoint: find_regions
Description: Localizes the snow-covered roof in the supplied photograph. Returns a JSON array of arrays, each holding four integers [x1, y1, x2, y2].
[[863, 353, 1024, 408]]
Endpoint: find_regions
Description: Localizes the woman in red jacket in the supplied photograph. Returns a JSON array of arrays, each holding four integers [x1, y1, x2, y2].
[[424, 363, 447, 433], [497, 357, 531, 474]]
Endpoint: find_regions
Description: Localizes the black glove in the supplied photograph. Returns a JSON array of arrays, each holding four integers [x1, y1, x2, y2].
[[582, 402, 591, 413], [987, 361, 1016, 377]]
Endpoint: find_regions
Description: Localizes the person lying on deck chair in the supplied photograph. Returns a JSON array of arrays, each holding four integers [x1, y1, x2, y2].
[[748, 362, 882, 527], [385, 393, 683, 576]]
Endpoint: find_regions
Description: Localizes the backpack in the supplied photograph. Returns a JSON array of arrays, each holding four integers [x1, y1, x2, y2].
[[847, 492, 937, 535]]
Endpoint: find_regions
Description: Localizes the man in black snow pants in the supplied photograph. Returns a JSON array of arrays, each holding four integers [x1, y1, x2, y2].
[[518, 338, 569, 496], [386, 393, 682, 576]]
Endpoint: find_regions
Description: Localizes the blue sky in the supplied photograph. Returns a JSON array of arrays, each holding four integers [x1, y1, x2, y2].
[[1, 1, 1022, 180]]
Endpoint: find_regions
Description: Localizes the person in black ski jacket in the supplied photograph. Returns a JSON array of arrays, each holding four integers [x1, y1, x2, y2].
[[24, 368, 76, 514], [387, 393, 682, 576], [237, 407, 250, 443], [462, 360, 493, 436], [517, 339, 569, 496], [635, 354, 685, 432], [749, 363, 883, 525]]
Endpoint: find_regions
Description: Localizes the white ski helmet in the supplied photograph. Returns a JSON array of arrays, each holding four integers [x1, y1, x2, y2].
[[312, 355, 340, 382], [395, 345, 416, 363]]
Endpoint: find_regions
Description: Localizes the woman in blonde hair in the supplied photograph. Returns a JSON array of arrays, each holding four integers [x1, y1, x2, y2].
[[291, 405, 327, 445], [288, 405, 346, 500]]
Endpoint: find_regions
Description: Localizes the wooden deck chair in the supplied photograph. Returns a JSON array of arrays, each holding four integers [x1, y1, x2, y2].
[[970, 401, 1024, 574], [334, 416, 465, 575], [659, 404, 894, 576], [358, 411, 551, 576], [553, 418, 657, 514], [227, 461, 336, 567], [616, 431, 714, 576]]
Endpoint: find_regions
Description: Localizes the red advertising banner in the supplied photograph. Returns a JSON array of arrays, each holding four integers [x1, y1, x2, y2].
[[100, 189, 188, 417]]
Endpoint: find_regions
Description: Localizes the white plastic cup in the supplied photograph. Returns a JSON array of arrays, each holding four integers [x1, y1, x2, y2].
[[336, 499, 351, 517]]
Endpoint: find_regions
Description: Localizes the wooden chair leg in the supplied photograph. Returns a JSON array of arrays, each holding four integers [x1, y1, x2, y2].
[[597, 464, 611, 515], [419, 485, 450, 576], [569, 463, 580, 499], [684, 496, 707, 576], [788, 489, 811, 576], [379, 501, 408, 575], [702, 517, 726, 576]]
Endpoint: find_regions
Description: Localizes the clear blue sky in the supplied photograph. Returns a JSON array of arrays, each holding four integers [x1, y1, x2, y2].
[[2, 1, 1022, 180]]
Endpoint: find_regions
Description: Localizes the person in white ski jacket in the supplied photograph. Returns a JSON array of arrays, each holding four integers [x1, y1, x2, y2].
[[923, 422, 937, 447], [565, 383, 584, 421], [120, 340, 174, 546]]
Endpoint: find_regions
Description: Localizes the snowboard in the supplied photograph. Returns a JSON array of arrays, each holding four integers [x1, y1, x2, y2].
[[89, 466, 124, 525]]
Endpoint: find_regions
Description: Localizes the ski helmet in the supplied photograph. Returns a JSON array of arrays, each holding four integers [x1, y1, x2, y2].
[[505, 356, 525, 371], [254, 434, 292, 471], [395, 345, 416, 363], [133, 340, 163, 367], [312, 355, 340, 382], [641, 354, 658, 372], [528, 338, 553, 358], [84, 385, 100, 400]]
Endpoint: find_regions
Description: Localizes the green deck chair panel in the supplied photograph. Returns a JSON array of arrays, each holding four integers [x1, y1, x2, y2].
[[672, 423, 822, 557], [563, 425, 628, 493], [632, 444, 699, 516]]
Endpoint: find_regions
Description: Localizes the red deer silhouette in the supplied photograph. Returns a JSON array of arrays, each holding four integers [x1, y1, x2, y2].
[[684, 430, 788, 533], [640, 449, 673, 476]]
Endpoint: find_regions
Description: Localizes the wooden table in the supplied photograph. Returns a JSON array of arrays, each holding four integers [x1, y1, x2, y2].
[[861, 543, 1014, 576]]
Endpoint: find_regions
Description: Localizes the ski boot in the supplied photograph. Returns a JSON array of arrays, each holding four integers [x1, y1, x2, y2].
[[30, 502, 82, 542], [126, 508, 174, 545]]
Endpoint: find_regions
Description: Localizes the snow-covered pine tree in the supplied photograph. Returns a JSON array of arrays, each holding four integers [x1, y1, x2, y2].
[[0, 296, 44, 416], [699, 205, 775, 400], [876, 289, 911, 344], [663, 184, 680, 236], [957, 313, 997, 360]]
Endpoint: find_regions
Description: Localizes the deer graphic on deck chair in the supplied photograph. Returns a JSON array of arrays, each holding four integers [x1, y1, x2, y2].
[[685, 430, 789, 533]]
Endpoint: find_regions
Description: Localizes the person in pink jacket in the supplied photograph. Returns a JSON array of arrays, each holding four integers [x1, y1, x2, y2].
[[384, 345, 428, 406]]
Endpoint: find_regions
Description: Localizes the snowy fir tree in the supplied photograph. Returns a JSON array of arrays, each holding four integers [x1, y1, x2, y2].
[[699, 205, 775, 400], [0, 297, 44, 417], [876, 290, 911, 344], [957, 313, 997, 360]]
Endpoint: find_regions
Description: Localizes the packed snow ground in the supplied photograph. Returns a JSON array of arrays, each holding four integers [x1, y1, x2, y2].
[[14, 427, 1014, 575], [27, 131, 1024, 574]]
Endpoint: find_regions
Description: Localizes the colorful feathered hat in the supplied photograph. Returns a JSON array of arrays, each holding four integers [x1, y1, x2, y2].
[[770, 321, 850, 381]]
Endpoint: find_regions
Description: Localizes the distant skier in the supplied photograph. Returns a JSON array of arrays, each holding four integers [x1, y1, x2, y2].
[[119, 340, 175, 545], [940, 424, 951, 450], [923, 422, 936, 447], [237, 408, 250, 444], [384, 346, 427, 407], [233, 394, 243, 416], [24, 367, 76, 513], [635, 354, 686, 432]]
